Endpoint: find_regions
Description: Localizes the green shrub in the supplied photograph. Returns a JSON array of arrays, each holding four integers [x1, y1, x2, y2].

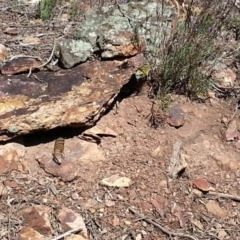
[[144, 0, 233, 99], [39, 0, 57, 21]]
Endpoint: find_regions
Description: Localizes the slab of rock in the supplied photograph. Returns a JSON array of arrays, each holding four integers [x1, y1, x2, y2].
[[0, 57, 139, 141], [37, 154, 80, 182]]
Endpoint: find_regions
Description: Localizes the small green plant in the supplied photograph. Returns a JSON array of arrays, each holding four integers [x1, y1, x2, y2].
[[144, 0, 233, 99], [39, 0, 57, 21]]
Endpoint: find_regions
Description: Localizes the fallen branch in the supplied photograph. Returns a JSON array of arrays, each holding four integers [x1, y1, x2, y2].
[[207, 191, 240, 202], [129, 207, 198, 240], [51, 227, 83, 240]]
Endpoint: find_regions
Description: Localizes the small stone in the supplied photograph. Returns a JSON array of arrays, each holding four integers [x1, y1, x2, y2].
[[218, 230, 228, 240], [60, 13, 69, 22], [22, 36, 41, 45], [3, 27, 18, 35], [0, 143, 25, 175], [18, 226, 47, 240], [150, 146, 164, 158], [205, 200, 228, 218], [167, 103, 185, 127], [57, 207, 88, 239], [21, 205, 53, 235], [191, 219, 204, 230], [1, 57, 41, 75], [71, 192, 79, 200], [192, 177, 213, 192]]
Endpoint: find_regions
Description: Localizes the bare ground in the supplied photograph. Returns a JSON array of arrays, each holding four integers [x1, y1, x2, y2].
[[0, 1, 240, 240]]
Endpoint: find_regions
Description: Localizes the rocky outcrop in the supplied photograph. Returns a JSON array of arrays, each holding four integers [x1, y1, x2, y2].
[[56, 1, 173, 68], [0, 57, 142, 141]]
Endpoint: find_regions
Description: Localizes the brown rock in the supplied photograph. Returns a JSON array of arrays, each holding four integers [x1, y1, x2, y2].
[[205, 200, 228, 218], [18, 226, 47, 240], [37, 154, 79, 182], [0, 58, 137, 141], [212, 153, 240, 171], [0, 143, 25, 174], [22, 36, 41, 45], [192, 177, 213, 192], [1, 57, 41, 75], [58, 208, 88, 239], [3, 180, 21, 189], [167, 103, 185, 127], [21, 205, 53, 235], [3, 27, 18, 36]]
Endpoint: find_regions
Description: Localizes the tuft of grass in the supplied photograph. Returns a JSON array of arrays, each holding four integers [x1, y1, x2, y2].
[[143, 0, 234, 100], [39, 0, 57, 21]]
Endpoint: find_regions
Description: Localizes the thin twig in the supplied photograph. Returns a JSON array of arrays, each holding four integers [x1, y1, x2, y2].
[[27, 36, 63, 78], [129, 207, 198, 240], [51, 227, 83, 240], [206, 191, 240, 202]]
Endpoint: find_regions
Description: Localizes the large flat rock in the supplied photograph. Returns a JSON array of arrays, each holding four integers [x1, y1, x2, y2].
[[0, 58, 138, 141]]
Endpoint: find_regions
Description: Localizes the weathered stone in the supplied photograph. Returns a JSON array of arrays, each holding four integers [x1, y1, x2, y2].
[[22, 36, 41, 45], [58, 208, 88, 239], [192, 177, 214, 192], [3, 27, 18, 36], [1, 57, 41, 75], [21, 205, 53, 235], [0, 143, 25, 174], [205, 200, 228, 218], [57, 2, 173, 68], [167, 103, 185, 127], [55, 39, 93, 69], [18, 226, 47, 240], [37, 154, 80, 182], [0, 57, 138, 141]]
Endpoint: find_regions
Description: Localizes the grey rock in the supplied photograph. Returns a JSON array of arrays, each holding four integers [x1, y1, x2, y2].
[[57, 1, 174, 68]]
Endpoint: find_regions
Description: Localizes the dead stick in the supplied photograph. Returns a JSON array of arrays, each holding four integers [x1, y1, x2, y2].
[[207, 191, 240, 201], [27, 36, 63, 78], [51, 227, 83, 240], [129, 207, 198, 240]]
